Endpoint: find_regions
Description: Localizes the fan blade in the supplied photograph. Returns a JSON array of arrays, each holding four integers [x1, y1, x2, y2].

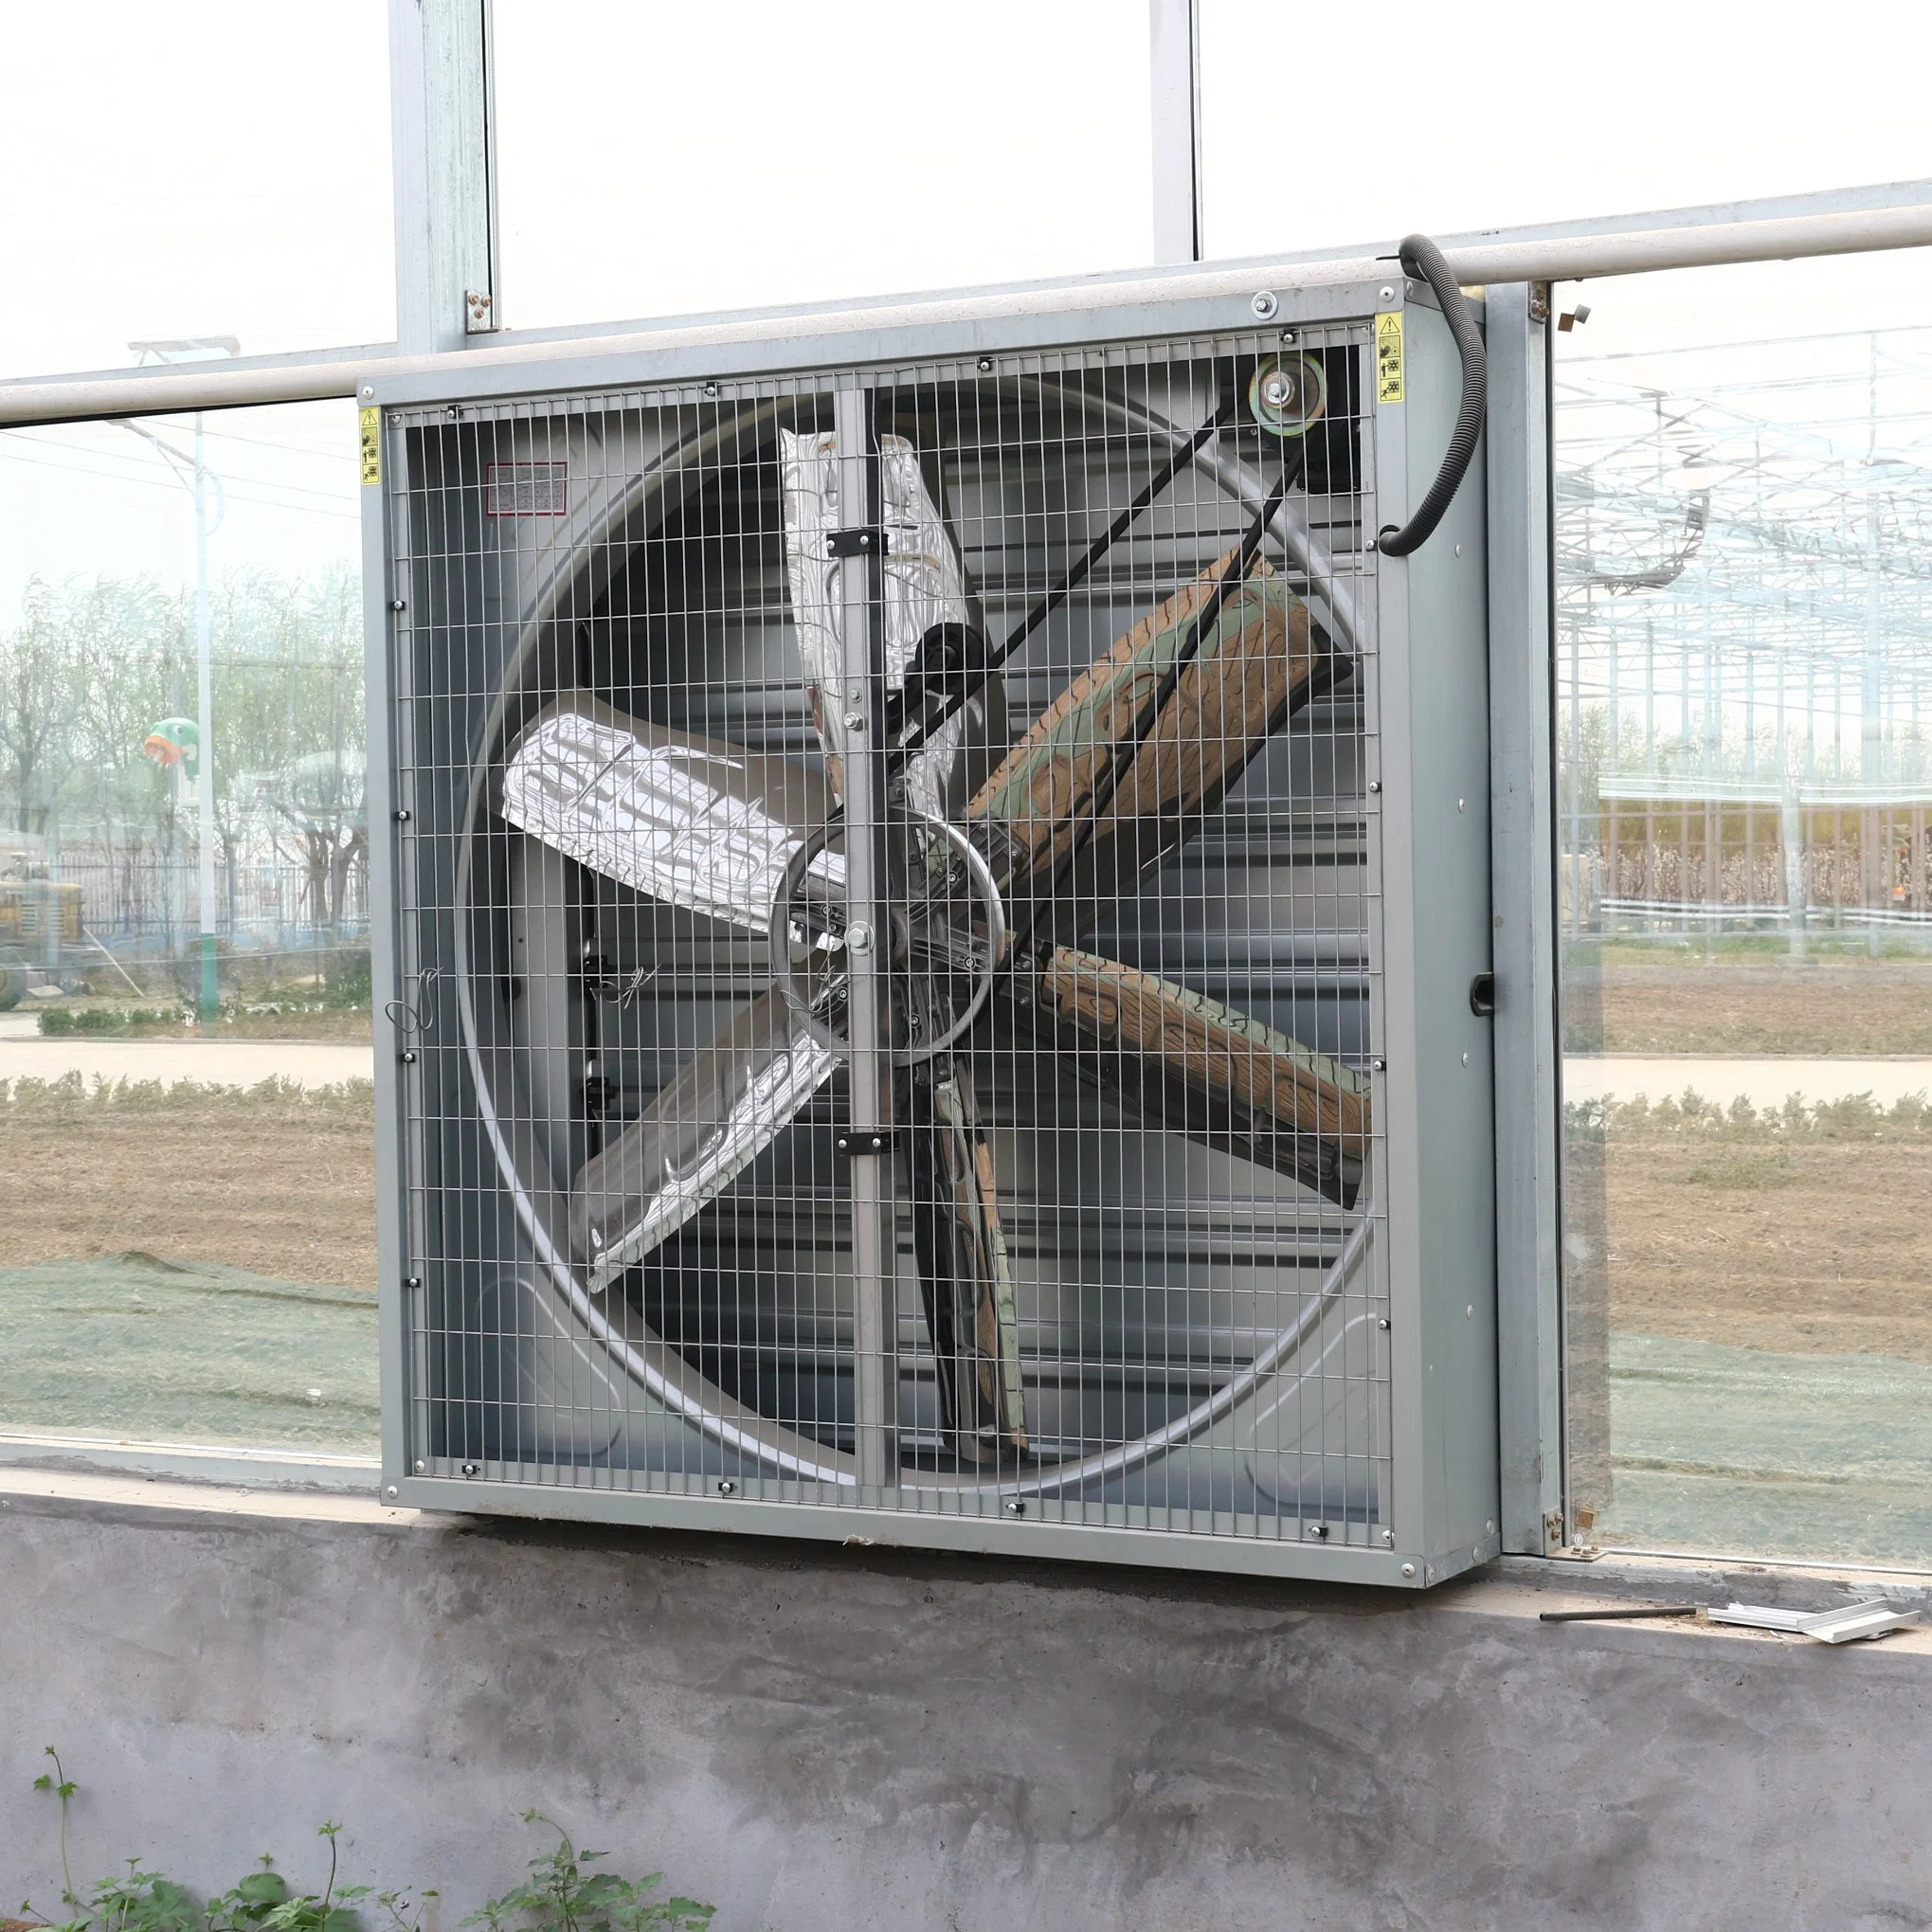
[[1018, 948, 1370, 1208], [570, 989, 839, 1286], [966, 549, 1334, 927], [500, 692, 839, 931], [780, 427, 1008, 816], [899, 1062, 1029, 1461]]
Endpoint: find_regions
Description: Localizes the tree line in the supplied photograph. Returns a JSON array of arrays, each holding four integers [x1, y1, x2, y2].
[[0, 566, 367, 945]]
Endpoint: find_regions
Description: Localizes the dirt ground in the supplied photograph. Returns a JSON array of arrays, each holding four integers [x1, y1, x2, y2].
[[0, 1083, 378, 1290], [3, 1053, 1924, 1373], [1599, 1127, 1932, 1361], [1593, 948, 1932, 1056]]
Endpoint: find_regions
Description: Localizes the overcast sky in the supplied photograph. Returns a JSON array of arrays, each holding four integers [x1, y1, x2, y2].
[[1, 0, 1928, 614]]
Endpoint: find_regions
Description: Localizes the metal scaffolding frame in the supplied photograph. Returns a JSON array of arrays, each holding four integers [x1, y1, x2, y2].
[[1555, 323, 1932, 942]]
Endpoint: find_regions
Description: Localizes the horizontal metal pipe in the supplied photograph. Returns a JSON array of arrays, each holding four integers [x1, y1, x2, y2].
[[1446, 202, 1932, 286], [3, 198, 1930, 428]]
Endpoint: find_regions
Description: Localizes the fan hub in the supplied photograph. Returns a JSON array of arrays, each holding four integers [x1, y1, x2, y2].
[[769, 810, 1006, 1067]]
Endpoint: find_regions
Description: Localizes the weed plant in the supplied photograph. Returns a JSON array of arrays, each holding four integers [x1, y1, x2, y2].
[[17, 1756, 709, 1932]]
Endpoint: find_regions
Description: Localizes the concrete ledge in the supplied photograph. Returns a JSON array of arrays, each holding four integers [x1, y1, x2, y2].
[[4, 1468, 1928, 1929]]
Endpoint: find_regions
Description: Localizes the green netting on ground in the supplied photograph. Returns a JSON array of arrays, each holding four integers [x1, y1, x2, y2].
[[1605, 1332, 1932, 1568], [0, 1251, 378, 1453]]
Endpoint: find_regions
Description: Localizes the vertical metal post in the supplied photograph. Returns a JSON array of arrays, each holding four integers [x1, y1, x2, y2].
[[389, 0, 498, 353], [193, 414, 218, 1023], [1863, 353, 1885, 947], [1148, 0, 1203, 265], [835, 385, 898, 1492], [1486, 284, 1565, 1555]]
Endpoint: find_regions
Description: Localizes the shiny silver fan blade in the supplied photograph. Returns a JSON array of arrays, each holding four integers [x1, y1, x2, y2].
[[779, 426, 1005, 817], [500, 692, 840, 931], [571, 989, 839, 1286]]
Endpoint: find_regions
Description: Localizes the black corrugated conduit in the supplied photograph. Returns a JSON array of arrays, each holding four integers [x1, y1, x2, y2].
[[1377, 233, 1488, 557]]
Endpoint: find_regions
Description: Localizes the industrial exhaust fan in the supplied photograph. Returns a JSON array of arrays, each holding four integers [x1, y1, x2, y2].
[[366, 239, 1499, 1584]]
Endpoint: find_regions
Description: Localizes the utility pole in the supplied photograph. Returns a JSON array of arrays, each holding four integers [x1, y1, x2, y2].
[[192, 412, 217, 1020], [128, 336, 237, 1024]]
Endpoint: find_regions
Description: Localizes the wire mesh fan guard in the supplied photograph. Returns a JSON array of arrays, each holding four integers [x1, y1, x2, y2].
[[386, 334, 1399, 1538]]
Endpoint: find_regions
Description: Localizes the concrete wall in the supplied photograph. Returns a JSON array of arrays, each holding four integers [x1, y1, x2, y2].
[[4, 1472, 1931, 1932]]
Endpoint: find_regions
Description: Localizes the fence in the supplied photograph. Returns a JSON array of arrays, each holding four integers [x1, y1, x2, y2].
[[44, 849, 369, 959]]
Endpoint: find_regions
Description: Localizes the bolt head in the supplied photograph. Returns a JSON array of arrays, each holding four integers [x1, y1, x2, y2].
[[1380, 285, 1396, 302], [1003, 1498, 1025, 1514], [1251, 290, 1279, 320], [460, 1461, 480, 1477], [842, 713, 865, 731], [1381, 1528, 1395, 1545], [718, 1478, 738, 1496], [846, 921, 875, 954], [1401, 1562, 1417, 1579], [414, 1459, 426, 1473], [977, 354, 994, 372], [386, 1485, 399, 1500], [1371, 1056, 1386, 1073]]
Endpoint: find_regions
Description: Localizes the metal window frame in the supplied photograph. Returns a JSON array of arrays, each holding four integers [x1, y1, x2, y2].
[[1485, 284, 1564, 1556], [4, 182, 1932, 427]]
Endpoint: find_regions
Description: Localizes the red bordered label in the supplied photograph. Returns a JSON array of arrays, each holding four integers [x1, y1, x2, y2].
[[485, 461, 569, 517]]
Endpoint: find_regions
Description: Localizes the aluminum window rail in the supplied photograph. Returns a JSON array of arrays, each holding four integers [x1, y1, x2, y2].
[[4, 182, 1931, 429]]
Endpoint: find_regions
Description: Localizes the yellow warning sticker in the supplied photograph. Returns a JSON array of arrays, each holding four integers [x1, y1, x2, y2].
[[359, 406, 381, 486], [1375, 312, 1404, 405]]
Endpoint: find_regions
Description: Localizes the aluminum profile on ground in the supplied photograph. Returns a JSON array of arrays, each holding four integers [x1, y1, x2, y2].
[[1709, 1599, 1923, 1643], [362, 262, 1499, 1585]]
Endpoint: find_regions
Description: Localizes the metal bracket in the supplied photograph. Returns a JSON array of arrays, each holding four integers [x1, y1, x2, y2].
[[825, 527, 885, 559], [1470, 970, 1497, 1016], [836, 1129, 892, 1157]]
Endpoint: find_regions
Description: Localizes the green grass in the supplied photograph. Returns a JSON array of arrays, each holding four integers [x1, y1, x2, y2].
[[1682, 1148, 1798, 1189], [0, 1071, 373, 1115], [1565, 1086, 1932, 1147]]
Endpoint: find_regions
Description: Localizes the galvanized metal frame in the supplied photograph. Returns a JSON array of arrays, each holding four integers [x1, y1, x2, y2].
[[359, 273, 1499, 1584]]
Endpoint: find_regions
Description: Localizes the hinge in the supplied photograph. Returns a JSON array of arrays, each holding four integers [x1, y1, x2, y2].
[[825, 527, 885, 559]]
